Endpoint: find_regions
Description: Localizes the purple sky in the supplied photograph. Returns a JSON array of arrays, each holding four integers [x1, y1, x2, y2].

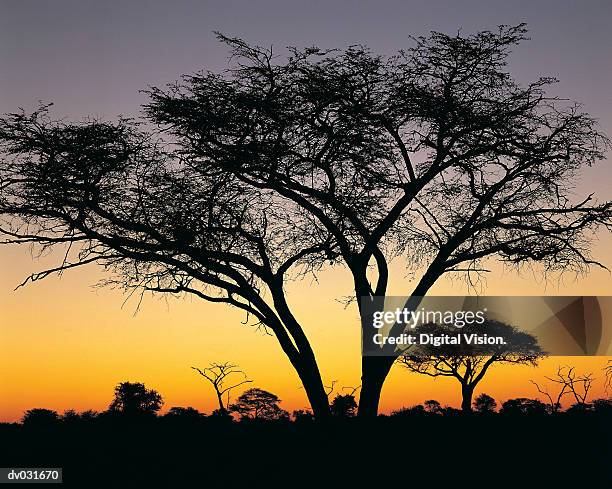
[[1, 0, 611, 194]]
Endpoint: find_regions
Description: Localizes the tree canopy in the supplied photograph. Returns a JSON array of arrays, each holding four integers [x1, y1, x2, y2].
[[108, 382, 164, 416], [473, 393, 497, 413], [330, 394, 358, 417], [230, 388, 289, 420]]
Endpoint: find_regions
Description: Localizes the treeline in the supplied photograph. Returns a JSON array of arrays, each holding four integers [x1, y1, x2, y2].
[[6, 382, 611, 429], [389, 394, 612, 417], [2, 381, 610, 488]]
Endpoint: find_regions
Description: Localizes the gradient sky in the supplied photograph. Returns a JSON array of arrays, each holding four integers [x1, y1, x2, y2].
[[1, 0, 611, 421]]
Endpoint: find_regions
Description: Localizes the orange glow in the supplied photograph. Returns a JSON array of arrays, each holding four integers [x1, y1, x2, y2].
[[1, 236, 611, 422]]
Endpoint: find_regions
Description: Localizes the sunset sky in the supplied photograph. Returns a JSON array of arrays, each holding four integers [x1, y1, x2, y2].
[[1, 0, 611, 421]]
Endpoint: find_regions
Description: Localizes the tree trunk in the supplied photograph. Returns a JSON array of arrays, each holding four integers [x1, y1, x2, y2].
[[294, 353, 331, 420], [461, 384, 474, 413], [358, 355, 395, 418], [216, 392, 227, 415], [357, 292, 429, 418], [267, 284, 330, 419]]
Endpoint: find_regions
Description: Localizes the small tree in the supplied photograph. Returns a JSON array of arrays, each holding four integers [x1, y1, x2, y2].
[[108, 381, 163, 416], [592, 399, 612, 414], [164, 407, 205, 420], [473, 393, 497, 414], [330, 394, 358, 418], [79, 410, 99, 421], [21, 408, 60, 427], [423, 399, 443, 414], [529, 366, 584, 413], [192, 362, 252, 415], [292, 409, 314, 423], [500, 398, 548, 416], [531, 366, 595, 413], [61, 409, 80, 423], [399, 320, 544, 412], [230, 388, 289, 420], [61, 410, 98, 422], [390, 405, 426, 417]]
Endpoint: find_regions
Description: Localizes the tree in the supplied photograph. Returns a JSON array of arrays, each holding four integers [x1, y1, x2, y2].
[[390, 405, 426, 417], [529, 365, 593, 413], [230, 388, 289, 420], [61, 409, 98, 422], [440, 406, 463, 417], [592, 398, 612, 414], [398, 320, 544, 412], [330, 394, 358, 417], [79, 410, 99, 421], [473, 393, 497, 414], [60, 409, 80, 423], [21, 408, 60, 427], [192, 362, 252, 415], [561, 367, 595, 407], [500, 398, 548, 416], [532, 366, 595, 410], [423, 399, 443, 414], [1, 26, 609, 418], [292, 409, 314, 423], [164, 406, 205, 420], [108, 382, 163, 416]]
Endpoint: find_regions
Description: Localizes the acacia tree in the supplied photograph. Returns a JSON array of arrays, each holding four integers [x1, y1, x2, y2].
[[398, 320, 544, 412], [0, 25, 610, 418], [191, 362, 252, 415], [230, 387, 288, 420]]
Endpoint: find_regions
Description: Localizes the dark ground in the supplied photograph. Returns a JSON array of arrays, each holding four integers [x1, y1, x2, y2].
[[1, 413, 610, 488]]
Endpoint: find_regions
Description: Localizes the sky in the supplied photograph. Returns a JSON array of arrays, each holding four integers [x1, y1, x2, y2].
[[1, 0, 611, 421]]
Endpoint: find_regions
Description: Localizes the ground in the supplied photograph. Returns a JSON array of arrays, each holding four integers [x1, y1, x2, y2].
[[1, 413, 610, 488]]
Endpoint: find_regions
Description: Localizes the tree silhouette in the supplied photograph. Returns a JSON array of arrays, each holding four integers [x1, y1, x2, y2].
[[191, 362, 252, 415], [330, 394, 357, 417], [473, 393, 497, 414], [60, 409, 80, 423], [390, 405, 426, 417], [230, 388, 288, 420], [21, 408, 60, 427], [530, 366, 575, 413], [108, 382, 163, 416], [1, 25, 610, 418], [398, 320, 544, 412], [292, 409, 314, 423], [531, 366, 594, 411], [559, 367, 595, 406], [500, 398, 548, 416], [164, 406, 205, 420], [592, 398, 612, 414], [423, 399, 443, 414]]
